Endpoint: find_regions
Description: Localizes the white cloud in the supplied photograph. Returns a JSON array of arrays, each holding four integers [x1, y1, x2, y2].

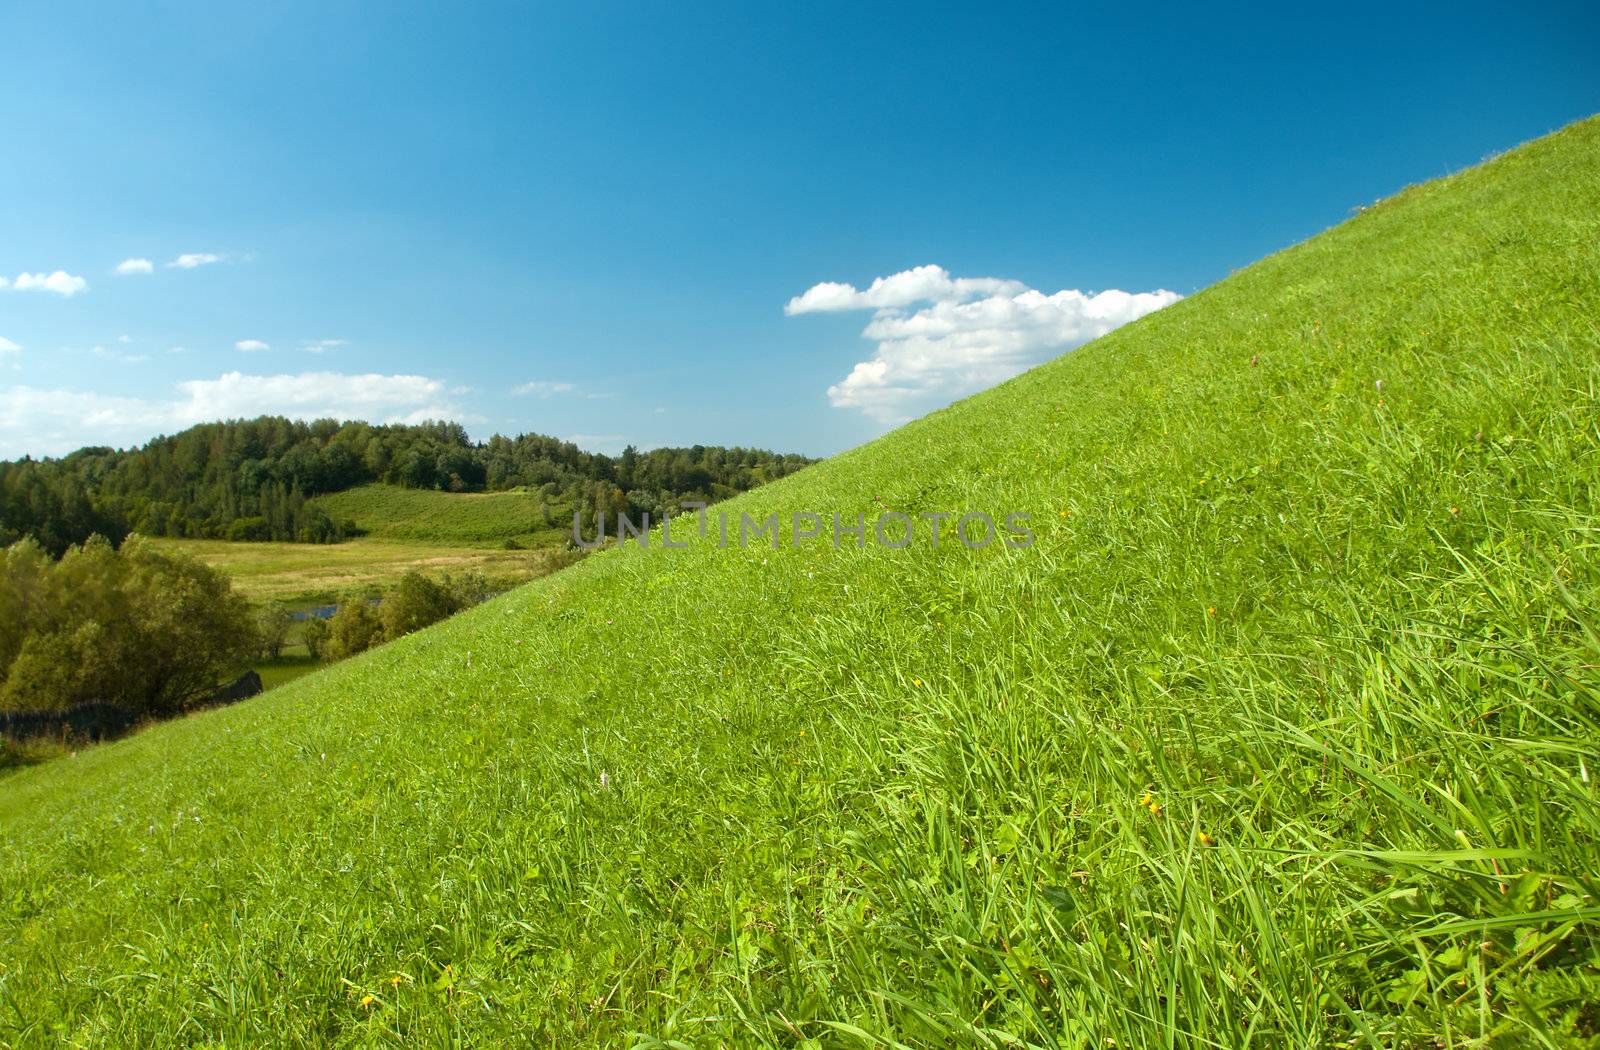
[[785, 264, 1025, 315], [235, 339, 270, 352], [512, 380, 576, 398], [0, 337, 20, 355], [115, 258, 154, 275], [168, 252, 222, 270], [0, 388, 171, 454], [2, 271, 89, 296], [302, 338, 348, 354], [171, 371, 448, 422], [789, 264, 1180, 424], [0, 371, 468, 458]]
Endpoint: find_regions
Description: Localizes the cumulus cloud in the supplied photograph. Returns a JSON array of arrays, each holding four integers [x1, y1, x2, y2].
[[235, 339, 270, 352], [0, 336, 20, 355], [301, 338, 347, 353], [0, 371, 466, 458], [2, 270, 89, 296], [512, 380, 577, 398], [171, 371, 450, 423], [168, 252, 222, 269], [115, 258, 154, 275], [788, 264, 1180, 424], [785, 264, 1026, 315]]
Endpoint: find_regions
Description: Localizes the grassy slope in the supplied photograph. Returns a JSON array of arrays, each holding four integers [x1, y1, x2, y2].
[[312, 483, 566, 547], [3, 120, 1599, 1047]]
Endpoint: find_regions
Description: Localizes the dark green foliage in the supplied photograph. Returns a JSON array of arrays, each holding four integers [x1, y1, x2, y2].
[[300, 616, 329, 660], [0, 536, 258, 719], [0, 418, 815, 553], [378, 571, 458, 641], [324, 600, 383, 661], [0, 452, 127, 557], [316, 570, 488, 663], [255, 602, 295, 660]]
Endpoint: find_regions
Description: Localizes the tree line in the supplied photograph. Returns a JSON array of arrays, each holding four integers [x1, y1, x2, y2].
[[0, 417, 816, 555]]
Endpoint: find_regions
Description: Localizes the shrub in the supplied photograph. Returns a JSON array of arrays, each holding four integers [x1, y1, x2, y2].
[[301, 617, 330, 660], [257, 602, 295, 660], [379, 571, 457, 641], [226, 516, 271, 541], [0, 535, 258, 718], [325, 601, 382, 660]]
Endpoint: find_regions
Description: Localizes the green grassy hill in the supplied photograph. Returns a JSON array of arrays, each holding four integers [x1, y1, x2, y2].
[[4, 119, 1599, 1046], [311, 483, 566, 547]]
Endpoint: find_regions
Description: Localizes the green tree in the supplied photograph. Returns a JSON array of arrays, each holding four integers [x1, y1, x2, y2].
[[0, 536, 257, 717], [379, 571, 457, 641], [0, 538, 52, 676], [301, 617, 330, 660], [325, 600, 382, 660], [256, 602, 295, 660]]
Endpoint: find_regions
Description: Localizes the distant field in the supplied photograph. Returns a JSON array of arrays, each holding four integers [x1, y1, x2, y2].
[[146, 536, 579, 606], [311, 483, 567, 546]]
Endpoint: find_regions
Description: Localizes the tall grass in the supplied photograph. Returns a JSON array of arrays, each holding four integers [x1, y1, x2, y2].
[[1, 118, 1597, 1046]]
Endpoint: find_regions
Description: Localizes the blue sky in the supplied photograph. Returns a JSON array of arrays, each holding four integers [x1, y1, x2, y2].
[[2, 1, 1595, 459]]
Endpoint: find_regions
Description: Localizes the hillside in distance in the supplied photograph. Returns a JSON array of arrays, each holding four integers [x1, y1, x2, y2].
[[310, 483, 569, 547], [2, 118, 1598, 1046], [0, 418, 815, 554], [141, 485, 584, 610]]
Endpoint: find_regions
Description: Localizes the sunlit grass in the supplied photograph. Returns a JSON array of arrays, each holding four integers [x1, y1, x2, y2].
[[311, 483, 570, 548], [1, 117, 1598, 1046], [143, 536, 577, 606]]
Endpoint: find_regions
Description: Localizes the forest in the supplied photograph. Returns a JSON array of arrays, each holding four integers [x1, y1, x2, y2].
[[0, 417, 815, 554]]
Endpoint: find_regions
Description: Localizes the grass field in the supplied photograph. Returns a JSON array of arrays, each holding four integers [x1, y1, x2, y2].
[[312, 483, 568, 547], [144, 536, 580, 606], [2, 119, 1599, 1046]]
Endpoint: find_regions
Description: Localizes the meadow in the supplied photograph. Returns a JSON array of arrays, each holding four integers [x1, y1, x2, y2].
[[0, 118, 1597, 1046], [144, 536, 578, 607], [311, 483, 571, 548]]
